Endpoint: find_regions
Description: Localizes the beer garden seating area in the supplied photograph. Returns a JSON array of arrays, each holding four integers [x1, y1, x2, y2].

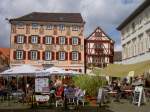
[[0, 64, 149, 112]]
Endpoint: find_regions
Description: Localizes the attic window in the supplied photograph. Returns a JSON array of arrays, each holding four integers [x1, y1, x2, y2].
[[95, 32, 102, 37], [16, 22, 24, 29]]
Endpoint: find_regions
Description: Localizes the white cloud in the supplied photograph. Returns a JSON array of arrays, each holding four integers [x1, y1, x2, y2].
[[0, 0, 143, 48]]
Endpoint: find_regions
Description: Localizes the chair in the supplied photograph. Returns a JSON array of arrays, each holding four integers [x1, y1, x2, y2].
[[77, 90, 86, 106]]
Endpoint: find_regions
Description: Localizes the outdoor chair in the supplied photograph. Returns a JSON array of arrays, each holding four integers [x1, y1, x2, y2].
[[55, 95, 64, 107], [76, 90, 86, 106]]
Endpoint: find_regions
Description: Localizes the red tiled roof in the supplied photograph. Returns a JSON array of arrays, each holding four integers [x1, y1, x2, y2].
[[9, 12, 84, 23], [0, 48, 10, 59]]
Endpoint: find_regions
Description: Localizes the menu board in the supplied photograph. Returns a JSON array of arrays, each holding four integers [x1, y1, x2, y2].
[[35, 78, 49, 93]]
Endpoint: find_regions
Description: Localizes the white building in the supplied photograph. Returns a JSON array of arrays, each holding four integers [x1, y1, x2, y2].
[[117, 0, 150, 64]]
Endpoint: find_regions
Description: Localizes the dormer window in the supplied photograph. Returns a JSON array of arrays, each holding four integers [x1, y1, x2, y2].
[[32, 23, 38, 29], [46, 24, 53, 30], [16, 22, 24, 29], [72, 25, 80, 31], [59, 24, 65, 30]]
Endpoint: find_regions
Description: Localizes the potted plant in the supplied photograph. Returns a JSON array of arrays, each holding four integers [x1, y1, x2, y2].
[[73, 75, 106, 106]]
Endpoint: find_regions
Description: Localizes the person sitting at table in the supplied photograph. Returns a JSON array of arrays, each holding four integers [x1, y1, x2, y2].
[[55, 85, 64, 98], [55, 85, 64, 107], [113, 83, 122, 102]]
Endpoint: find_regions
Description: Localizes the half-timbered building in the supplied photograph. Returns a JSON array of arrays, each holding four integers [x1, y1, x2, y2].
[[85, 27, 114, 69]]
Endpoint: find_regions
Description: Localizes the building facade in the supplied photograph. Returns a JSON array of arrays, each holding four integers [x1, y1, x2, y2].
[[117, 0, 150, 64], [0, 48, 10, 72], [85, 27, 114, 69], [9, 12, 85, 73]]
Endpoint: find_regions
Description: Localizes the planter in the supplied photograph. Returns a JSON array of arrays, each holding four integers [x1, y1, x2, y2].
[[88, 97, 97, 106]]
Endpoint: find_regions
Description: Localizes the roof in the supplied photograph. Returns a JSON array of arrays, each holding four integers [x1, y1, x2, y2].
[[86, 27, 115, 42], [0, 48, 10, 59], [117, 0, 150, 30], [9, 12, 84, 23], [113, 51, 122, 62]]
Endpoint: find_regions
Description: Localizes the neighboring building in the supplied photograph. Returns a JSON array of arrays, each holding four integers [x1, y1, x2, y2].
[[117, 0, 150, 64], [0, 48, 10, 72], [113, 51, 122, 64], [85, 27, 114, 69], [9, 12, 85, 73]]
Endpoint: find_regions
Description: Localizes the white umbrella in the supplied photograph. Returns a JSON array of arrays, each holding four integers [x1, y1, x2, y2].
[[0, 64, 42, 76], [43, 67, 80, 75]]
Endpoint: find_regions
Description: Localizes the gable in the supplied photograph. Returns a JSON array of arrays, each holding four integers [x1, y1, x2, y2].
[[87, 27, 113, 42]]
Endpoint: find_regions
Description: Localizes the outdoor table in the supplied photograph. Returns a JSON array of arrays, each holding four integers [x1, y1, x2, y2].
[[107, 91, 117, 102]]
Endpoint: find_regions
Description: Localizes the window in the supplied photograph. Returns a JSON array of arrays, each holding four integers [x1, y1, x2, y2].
[[72, 51, 78, 61], [31, 35, 38, 44], [46, 24, 53, 30], [16, 51, 23, 60], [59, 52, 65, 60], [45, 36, 52, 44], [72, 37, 78, 45], [72, 25, 80, 31], [59, 36, 66, 45], [31, 51, 38, 60], [17, 35, 24, 44], [59, 24, 65, 30], [45, 51, 52, 60], [16, 22, 24, 29], [32, 23, 38, 29]]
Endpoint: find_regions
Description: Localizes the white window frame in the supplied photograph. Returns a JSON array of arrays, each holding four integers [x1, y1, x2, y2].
[[59, 51, 65, 60], [46, 24, 53, 30], [32, 23, 38, 29], [59, 36, 66, 45], [16, 22, 24, 29], [45, 51, 52, 60], [16, 50, 23, 60], [72, 25, 79, 31], [45, 36, 52, 44], [31, 51, 38, 60], [72, 51, 78, 61], [59, 24, 65, 30], [17, 35, 24, 44], [31, 35, 38, 44], [72, 37, 78, 45]]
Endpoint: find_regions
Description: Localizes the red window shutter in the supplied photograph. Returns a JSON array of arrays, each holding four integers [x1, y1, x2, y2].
[[78, 38, 81, 45], [23, 51, 26, 60], [28, 51, 31, 60], [78, 52, 81, 60], [65, 37, 68, 45], [69, 38, 72, 45], [42, 51, 45, 60], [65, 52, 68, 60], [13, 51, 16, 59], [56, 52, 59, 60], [24, 36, 27, 43], [79, 69, 82, 72], [56, 37, 59, 44], [43, 36, 45, 44], [38, 51, 40, 60], [14, 36, 17, 43], [52, 52, 55, 60], [29, 36, 31, 43], [69, 52, 72, 60], [52, 37, 54, 44], [38, 36, 41, 44]]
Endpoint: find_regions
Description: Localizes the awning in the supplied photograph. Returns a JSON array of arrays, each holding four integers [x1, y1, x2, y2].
[[0, 64, 42, 76], [102, 60, 150, 77]]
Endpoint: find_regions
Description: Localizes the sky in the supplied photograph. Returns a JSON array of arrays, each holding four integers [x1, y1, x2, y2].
[[0, 0, 144, 51]]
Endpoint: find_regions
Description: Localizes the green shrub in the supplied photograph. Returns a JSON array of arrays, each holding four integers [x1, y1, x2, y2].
[[73, 75, 106, 97]]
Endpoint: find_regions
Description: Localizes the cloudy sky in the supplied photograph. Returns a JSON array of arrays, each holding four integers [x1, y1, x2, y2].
[[0, 0, 144, 51]]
